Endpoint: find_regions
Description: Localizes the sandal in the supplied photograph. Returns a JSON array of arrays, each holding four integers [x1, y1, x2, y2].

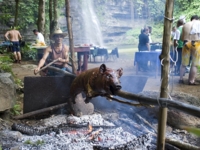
[[188, 82, 199, 85], [179, 80, 184, 84]]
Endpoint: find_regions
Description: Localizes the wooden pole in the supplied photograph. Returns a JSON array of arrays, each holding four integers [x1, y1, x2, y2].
[[65, 0, 76, 74], [13, 102, 68, 120], [34, 58, 59, 75], [157, 0, 174, 149], [115, 90, 200, 118], [14, 89, 200, 119]]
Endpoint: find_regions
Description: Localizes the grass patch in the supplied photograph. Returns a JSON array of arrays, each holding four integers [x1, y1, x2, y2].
[[118, 47, 138, 59]]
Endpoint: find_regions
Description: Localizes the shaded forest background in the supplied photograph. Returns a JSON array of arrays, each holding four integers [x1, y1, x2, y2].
[[0, 0, 200, 47]]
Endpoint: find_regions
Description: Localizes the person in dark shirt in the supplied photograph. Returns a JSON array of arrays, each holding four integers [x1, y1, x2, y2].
[[138, 28, 150, 51], [137, 28, 150, 71]]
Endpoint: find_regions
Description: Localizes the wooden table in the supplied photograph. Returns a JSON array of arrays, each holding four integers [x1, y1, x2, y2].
[[74, 46, 90, 72], [134, 51, 161, 77]]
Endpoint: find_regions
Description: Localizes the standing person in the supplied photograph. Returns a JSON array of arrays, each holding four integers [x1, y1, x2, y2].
[[5, 27, 22, 64], [170, 26, 177, 55], [147, 26, 152, 43], [34, 28, 71, 76], [138, 28, 150, 51], [174, 19, 184, 75], [33, 29, 45, 43], [179, 15, 199, 84], [137, 28, 150, 71]]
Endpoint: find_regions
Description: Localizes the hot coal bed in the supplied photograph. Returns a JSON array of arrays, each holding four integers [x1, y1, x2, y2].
[[0, 105, 191, 150]]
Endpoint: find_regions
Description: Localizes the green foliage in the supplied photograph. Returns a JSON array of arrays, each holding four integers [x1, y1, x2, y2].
[[124, 23, 163, 46], [0, 145, 2, 150], [18, 0, 39, 29], [125, 27, 141, 46], [131, 0, 165, 21], [197, 66, 200, 74], [24, 140, 45, 146], [0, 55, 13, 73], [181, 126, 200, 137], [174, 0, 200, 22], [15, 78, 23, 88], [10, 104, 21, 116], [21, 44, 37, 61]]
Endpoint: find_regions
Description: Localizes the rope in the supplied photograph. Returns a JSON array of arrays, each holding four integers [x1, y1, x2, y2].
[[164, 16, 174, 22], [157, 45, 178, 106], [169, 46, 178, 94]]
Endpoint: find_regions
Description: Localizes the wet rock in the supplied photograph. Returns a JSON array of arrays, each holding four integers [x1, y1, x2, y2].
[[0, 73, 16, 112], [0, 130, 23, 140], [10, 146, 20, 150], [71, 93, 94, 116]]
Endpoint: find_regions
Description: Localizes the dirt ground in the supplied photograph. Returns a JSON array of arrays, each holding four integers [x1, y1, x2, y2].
[[12, 58, 200, 99]]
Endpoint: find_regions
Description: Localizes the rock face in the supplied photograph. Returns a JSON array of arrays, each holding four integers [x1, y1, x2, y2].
[[0, 73, 16, 112]]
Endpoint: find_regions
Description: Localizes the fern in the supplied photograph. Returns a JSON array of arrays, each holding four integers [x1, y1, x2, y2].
[[10, 104, 21, 116]]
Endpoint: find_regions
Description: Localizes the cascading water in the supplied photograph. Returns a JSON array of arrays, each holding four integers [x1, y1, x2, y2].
[[81, 0, 104, 47]]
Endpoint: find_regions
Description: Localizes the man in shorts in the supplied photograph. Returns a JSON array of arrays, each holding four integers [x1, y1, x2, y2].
[[5, 27, 22, 63], [179, 15, 199, 85]]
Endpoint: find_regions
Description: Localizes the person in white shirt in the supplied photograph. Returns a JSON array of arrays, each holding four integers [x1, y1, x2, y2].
[[33, 29, 45, 43]]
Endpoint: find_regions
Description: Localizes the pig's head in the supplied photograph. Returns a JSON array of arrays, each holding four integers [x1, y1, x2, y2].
[[98, 64, 123, 95]]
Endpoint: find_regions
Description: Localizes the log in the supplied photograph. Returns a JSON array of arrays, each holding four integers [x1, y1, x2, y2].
[[13, 102, 68, 120], [47, 66, 76, 78], [35, 58, 59, 75], [165, 137, 200, 150], [116, 90, 200, 118], [106, 95, 145, 107], [14, 89, 200, 119]]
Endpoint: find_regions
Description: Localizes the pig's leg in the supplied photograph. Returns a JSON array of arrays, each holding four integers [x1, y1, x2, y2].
[[71, 96, 76, 104], [84, 97, 92, 103]]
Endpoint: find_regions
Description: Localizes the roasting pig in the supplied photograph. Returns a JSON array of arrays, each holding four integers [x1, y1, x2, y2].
[[70, 64, 123, 104]]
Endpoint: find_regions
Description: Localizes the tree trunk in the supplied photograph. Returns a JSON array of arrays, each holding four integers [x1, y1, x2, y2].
[[49, 0, 53, 34], [14, 0, 19, 27], [130, 0, 134, 28], [157, 0, 174, 149], [37, 0, 45, 34], [52, 0, 58, 32], [65, 0, 76, 74]]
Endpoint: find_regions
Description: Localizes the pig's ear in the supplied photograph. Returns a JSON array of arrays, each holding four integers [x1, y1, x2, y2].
[[99, 64, 106, 73], [116, 68, 123, 77]]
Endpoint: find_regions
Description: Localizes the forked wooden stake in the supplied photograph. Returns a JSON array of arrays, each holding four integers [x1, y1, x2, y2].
[[35, 58, 59, 75]]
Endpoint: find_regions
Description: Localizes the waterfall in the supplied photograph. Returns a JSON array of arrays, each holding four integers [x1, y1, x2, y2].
[[81, 0, 104, 47]]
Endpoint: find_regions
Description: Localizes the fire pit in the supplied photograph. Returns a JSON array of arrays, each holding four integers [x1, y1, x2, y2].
[[1, 103, 193, 150], [0, 112, 159, 150]]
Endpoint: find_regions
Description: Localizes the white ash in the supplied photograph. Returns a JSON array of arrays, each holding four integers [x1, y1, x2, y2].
[[43, 114, 67, 127], [66, 113, 115, 126], [0, 113, 191, 150]]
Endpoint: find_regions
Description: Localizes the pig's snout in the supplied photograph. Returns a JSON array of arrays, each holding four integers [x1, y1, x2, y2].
[[115, 84, 122, 90], [110, 82, 121, 95]]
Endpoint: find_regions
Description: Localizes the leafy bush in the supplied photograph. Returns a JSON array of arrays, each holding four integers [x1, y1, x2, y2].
[[10, 104, 21, 116], [0, 55, 13, 73], [24, 139, 45, 146], [21, 44, 37, 60]]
